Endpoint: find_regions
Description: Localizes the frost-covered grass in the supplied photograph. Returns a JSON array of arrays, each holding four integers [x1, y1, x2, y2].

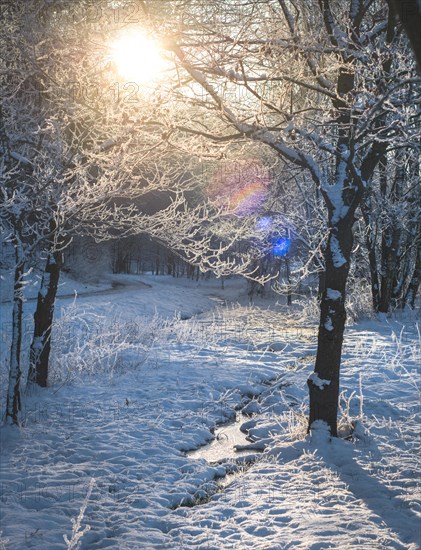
[[0, 274, 419, 549], [296, 279, 376, 326]]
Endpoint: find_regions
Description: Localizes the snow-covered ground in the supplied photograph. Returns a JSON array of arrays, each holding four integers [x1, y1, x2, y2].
[[0, 275, 420, 549]]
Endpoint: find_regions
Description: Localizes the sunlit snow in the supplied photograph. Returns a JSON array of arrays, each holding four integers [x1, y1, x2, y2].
[[0, 274, 419, 549]]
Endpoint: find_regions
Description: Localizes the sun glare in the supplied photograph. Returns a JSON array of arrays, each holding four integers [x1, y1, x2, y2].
[[111, 31, 166, 84]]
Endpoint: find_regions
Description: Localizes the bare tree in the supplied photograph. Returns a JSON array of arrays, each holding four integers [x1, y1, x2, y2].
[[141, 0, 420, 435], [361, 148, 420, 313], [1, 1, 275, 423]]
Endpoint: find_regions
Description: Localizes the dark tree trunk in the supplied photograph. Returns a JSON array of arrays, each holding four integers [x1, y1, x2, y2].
[[360, 198, 380, 311], [388, 0, 421, 73], [113, 242, 127, 274], [378, 227, 401, 313], [186, 263, 194, 279], [27, 250, 62, 387], [155, 249, 160, 275], [404, 245, 421, 309], [167, 253, 176, 276], [317, 270, 326, 301], [367, 243, 381, 311], [308, 215, 354, 437], [5, 257, 24, 425], [378, 155, 404, 313]]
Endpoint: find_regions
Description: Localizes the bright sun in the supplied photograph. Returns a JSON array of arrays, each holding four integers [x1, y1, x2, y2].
[[111, 31, 166, 84]]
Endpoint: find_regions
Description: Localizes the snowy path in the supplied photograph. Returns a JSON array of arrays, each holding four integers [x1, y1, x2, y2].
[[0, 277, 420, 549], [0, 274, 152, 305]]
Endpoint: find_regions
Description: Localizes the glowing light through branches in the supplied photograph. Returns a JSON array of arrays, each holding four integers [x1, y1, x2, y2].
[[111, 30, 167, 84]]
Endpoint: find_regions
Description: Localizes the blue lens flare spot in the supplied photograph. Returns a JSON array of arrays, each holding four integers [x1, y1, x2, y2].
[[273, 237, 291, 257]]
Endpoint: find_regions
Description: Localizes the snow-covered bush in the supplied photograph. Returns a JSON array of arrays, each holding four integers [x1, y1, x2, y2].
[[296, 292, 320, 325], [48, 300, 223, 384], [297, 278, 374, 326], [49, 302, 159, 383], [346, 278, 375, 323]]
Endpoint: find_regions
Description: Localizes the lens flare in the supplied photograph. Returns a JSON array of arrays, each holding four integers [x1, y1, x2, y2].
[[208, 158, 269, 215], [229, 181, 267, 215], [273, 237, 291, 257]]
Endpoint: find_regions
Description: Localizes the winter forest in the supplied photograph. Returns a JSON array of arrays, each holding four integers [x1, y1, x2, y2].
[[0, 0, 420, 548]]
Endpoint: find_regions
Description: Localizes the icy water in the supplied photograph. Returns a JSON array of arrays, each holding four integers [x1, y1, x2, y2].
[[187, 414, 256, 462], [184, 414, 261, 503]]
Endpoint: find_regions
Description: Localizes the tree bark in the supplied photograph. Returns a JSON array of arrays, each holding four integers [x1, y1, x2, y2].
[[378, 154, 404, 313], [27, 249, 62, 387], [378, 227, 401, 313], [308, 215, 354, 437], [388, 0, 421, 73], [317, 270, 326, 301], [5, 257, 24, 425], [404, 245, 421, 309], [360, 198, 380, 311]]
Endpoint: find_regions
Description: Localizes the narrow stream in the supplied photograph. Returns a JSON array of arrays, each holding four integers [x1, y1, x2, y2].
[[187, 413, 259, 462], [176, 413, 262, 507], [179, 301, 317, 508]]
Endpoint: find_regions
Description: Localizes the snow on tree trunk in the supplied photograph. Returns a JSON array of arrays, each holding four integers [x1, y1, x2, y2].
[[308, 214, 354, 437], [27, 250, 62, 387], [5, 259, 24, 425]]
